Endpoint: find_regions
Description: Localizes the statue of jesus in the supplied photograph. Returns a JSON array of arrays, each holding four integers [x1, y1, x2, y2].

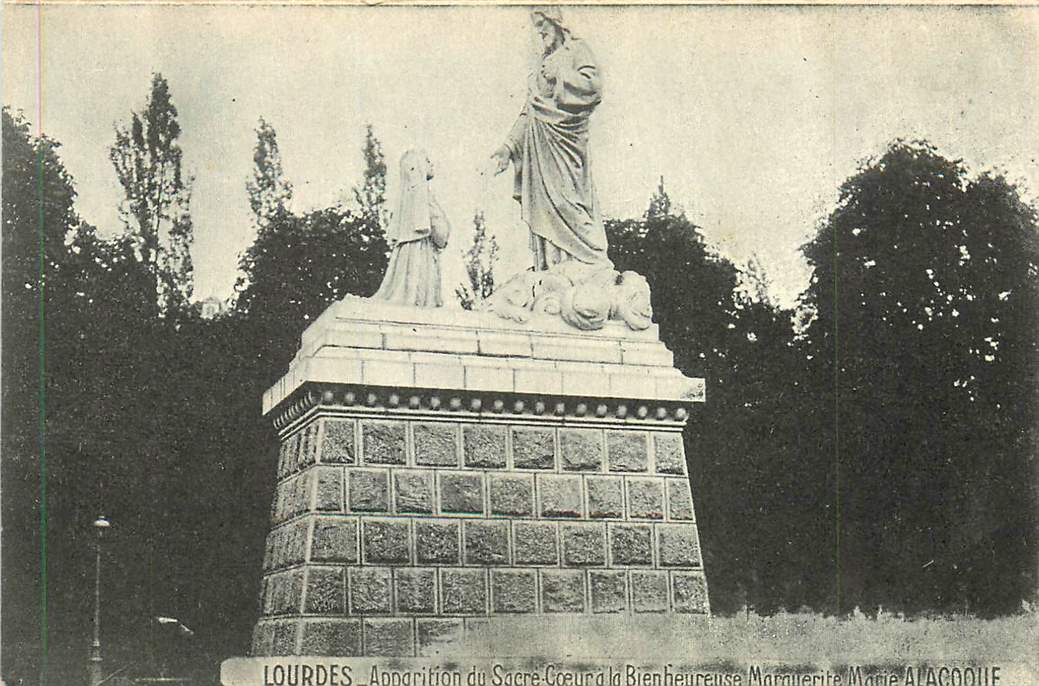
[[490, 7, 612, 271]]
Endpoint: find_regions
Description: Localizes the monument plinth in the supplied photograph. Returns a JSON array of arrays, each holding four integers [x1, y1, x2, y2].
[[251, 297, 709, 658]]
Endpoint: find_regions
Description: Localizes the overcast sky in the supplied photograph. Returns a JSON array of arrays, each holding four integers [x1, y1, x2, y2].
[[4, 4, 1038, 307]]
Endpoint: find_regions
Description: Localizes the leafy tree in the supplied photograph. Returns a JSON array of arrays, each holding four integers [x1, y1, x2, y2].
[[352, 123, 388, 235], [246, 118, 293, 232], [109, 73, 194, 313], [456, 210, 499, 310], [799, 140, 1039, 615]]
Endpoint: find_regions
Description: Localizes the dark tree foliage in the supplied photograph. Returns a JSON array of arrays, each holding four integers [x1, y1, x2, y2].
[[800, 141, 1039, 615], [456, 210, 500, 310], [110, 73, 194, 314]]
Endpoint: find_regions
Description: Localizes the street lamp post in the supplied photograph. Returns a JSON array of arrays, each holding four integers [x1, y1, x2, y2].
[[89, 516, 111, 686]]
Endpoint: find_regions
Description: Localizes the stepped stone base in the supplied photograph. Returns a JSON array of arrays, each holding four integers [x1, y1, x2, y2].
[[252, 299, 708, 657]]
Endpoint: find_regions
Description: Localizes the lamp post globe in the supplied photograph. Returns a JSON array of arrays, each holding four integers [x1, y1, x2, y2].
[[89, 516, 111, 686]]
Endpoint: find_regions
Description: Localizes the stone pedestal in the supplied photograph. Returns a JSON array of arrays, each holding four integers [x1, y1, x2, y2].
[[251, 297, 708, 657]]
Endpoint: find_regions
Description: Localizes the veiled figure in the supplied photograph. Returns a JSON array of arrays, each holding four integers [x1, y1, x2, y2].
[[373, 149, 450, 307], [492, 8, 612, 271]]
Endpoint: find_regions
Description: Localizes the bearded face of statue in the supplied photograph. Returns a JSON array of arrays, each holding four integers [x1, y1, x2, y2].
[[532, 14, 564, 54]]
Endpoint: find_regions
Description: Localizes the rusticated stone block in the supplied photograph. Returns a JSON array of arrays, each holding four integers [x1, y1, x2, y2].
[[658, 524, 701, 567], [492, 570, 536, 613], [610, 524, 653, 566], [252, 621, 275, 656], [363, 618, 414, 657], [294, 431, 309, 475], [300, 619, 362, 656], [361, 420, 407, 465], [299, 423, 320, 469], [304, 566, 346, 614], [668, 479, 695, 520], [607, 431, 649, 472], [270, 485, 283, 523], [276, 478, 296, 521], [292, 476, 312, 518], [539, 474, 583, 518], [541, 570, 586, 613], [267, 570, 305, 615], [416, 520, 460, 564], [514, 521, 559, 565], [672, 572, 709, 613], [439, 472, 484, 514], [627, 477, 665, 520], [314, 467, 343, 512], [587, 476, 624, 519], [284, 520, 309, 566], [464, 521, 510, 565], [263, 533, 276, 571], [295, 475, 314, 515], [414, 423, 459, 467], [271, 620, 299, 655], [590, 571, 627, 613], [267, 521, 305, 570], [278, 528, 294, 569], [489, 474, 533, 516], [274, 475, 309, 522], [394, 470, 433, 514], [270, 482, 287, 523], [463, 425, 506, 468], [654, 433, 687, 475], [349, 567, 391, 614], [441, 569, 487, 614], [363, 519, 411, 564], [512, 427, 555, 469], [310, 517, 358, 564], [276, 528, 293, 569], [278, 433, 300, 479], [417, 619, 464, 657], [395, 568, 437, 614], [561, 523, 606, 566], [273, 529, 289, 569], [631, 570, 668, 613], [319, 419, 356, 464], [348, 469, 389, 512], [259, 577, 272, 615], [560, 429, 604, 471], [294, 431, 310, 476]]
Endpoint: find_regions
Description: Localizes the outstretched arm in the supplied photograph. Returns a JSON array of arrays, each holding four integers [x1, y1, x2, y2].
[[492, 104, 528, 175]]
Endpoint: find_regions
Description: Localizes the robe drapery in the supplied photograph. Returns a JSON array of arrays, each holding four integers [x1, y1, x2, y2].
[[373, 150, 450, 307], [504, 37, 612, 270]]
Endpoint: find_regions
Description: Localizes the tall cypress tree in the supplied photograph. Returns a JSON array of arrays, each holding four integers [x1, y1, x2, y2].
[[352, 123, 388, 237], [109, 73, 194, 314], [246, 117, 293, 234]]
